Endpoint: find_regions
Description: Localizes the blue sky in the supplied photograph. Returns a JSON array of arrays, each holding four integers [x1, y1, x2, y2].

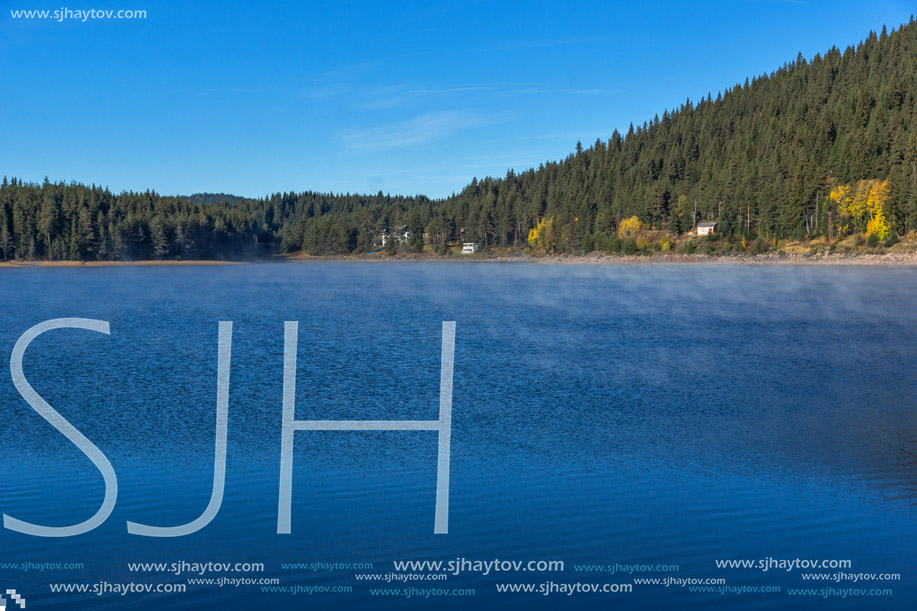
[[1, 0, 914, 199]]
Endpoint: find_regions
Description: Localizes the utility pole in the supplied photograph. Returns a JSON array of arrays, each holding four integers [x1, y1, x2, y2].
[[693, 197, 697, 229]]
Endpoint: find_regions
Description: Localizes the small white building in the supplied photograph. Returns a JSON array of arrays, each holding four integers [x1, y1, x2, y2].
[[381, 226, 410, 247], [696, 222, 717, 236], [461, 242, 480, 254]]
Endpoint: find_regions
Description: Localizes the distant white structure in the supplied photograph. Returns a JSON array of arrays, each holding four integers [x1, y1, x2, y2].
[[461, 242, 480, 254], [696, 221, 717, 236], [381, 225, 410, 247]]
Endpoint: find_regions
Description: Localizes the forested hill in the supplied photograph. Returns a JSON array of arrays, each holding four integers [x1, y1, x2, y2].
[[1, 19, 916, 261], [184, 193, 253, 206]]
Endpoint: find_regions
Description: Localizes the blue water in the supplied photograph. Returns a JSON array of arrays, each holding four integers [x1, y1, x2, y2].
[[0, 262, 914, 610]]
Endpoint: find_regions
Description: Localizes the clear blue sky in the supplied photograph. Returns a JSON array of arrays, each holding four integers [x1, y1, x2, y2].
[[1, 0, 913, 199]]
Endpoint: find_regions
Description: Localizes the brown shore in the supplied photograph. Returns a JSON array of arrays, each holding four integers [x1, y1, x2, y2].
[[282, 250, 917, 265], [0, 259, 242, 268], [3, 251, 917, 268], [513, 252, 917, 265]]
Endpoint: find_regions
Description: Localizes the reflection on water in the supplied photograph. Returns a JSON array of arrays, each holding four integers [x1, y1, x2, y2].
[[0, 263, 914, 609]]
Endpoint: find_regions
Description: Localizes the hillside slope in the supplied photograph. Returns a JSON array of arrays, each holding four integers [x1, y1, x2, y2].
[[1, 19, 915, 260]]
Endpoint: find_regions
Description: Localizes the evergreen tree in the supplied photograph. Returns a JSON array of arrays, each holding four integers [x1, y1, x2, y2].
[[1, 20, 915, 260]]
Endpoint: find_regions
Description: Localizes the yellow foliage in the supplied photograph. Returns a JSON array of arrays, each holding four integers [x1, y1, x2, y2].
[[675, 194, 689, 219], [866, 206, 889, 240], [829, 179, 889, 234], [636, 237, 648, 250], [851, 182, 869, 221], [527, 226, 538, 247], [828, 184, 851, 207], [618, 215, 643, 238], [659, 236, 672, 251], [527, 217, 557, 252]]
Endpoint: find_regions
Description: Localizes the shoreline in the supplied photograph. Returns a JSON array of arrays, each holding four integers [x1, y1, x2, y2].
[[4, 252, 917, 268], [512, 252, 917, 266], [0, 260, 243, 268], [258, 251, 917, 266]]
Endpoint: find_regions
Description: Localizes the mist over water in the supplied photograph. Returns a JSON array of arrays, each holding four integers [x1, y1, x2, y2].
[[0, 263, 914, 609]]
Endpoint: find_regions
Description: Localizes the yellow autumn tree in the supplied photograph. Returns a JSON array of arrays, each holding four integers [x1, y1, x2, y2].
[[866, 179, 889, 214], [850, 180, 870, 224], [828, 184, 851, 215], [527, 217, 557, 252], [866, 206, 890, 240], [617, 215, 643, 238], [527, 224, 539, 247], [828, 179, 889, 234], [829, 183, 855, 233], [541, 217, 557, 252]]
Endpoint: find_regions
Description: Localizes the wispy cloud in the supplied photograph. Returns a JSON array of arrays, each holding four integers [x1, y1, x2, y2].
[[410, 86, 493, 95], [341, 111, 485, 151], [507, 87, 619, 95], [300, 82, 352, 99], [409, 85, 618, 96], [352, 84, 619, 110], [416, 35, 612, 57]]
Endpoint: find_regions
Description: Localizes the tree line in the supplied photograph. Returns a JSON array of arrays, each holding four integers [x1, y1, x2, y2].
[[2, 18, 916, 261]]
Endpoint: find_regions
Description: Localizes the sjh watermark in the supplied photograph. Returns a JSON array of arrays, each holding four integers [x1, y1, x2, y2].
[[9, 8, 147, 22], [3, 319, 456, 537]]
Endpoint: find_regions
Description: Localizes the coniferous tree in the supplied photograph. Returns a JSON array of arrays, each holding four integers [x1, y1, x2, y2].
[[1, 20, 916, 260]]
